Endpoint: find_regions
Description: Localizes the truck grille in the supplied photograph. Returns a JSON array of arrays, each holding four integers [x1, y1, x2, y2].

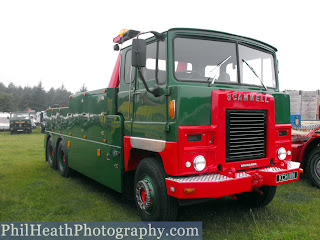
[[226, 110, 267, 162]]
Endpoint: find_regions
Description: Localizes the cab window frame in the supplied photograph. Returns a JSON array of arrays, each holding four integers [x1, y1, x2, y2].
[[172, 35, 278, 89]]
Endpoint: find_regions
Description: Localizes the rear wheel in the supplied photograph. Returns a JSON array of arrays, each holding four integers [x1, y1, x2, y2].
[[306, 147, 320, 188], [236, 185, 277, 207], [134, 158, 178, 221], [46, 137, 56, 169], [57, 139, 72, 178]]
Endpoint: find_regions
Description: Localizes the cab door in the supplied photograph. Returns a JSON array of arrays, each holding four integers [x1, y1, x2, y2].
[[132, 40, 167, 140], [118, 48, 135, 137]]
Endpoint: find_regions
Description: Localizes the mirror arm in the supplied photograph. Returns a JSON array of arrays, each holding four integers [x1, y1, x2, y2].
[[138, 67, 154, 94], [137, 68, 162, 97]]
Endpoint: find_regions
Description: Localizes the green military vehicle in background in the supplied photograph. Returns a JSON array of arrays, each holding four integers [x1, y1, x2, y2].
[[10, 111, 32, 134]]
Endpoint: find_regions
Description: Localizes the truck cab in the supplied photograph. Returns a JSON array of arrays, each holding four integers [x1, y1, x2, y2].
[[45, 28, 301, 221]]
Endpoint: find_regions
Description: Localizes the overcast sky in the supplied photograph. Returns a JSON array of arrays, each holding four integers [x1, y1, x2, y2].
[[0, 0, 319, 93]]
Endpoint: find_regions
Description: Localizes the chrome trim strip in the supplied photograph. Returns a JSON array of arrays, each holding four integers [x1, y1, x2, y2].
[[45, 131, 119, 148], [130, 136, 166, 152]]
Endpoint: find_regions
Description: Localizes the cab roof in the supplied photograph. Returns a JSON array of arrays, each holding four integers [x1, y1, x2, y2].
[[168, 28, 277, 52]]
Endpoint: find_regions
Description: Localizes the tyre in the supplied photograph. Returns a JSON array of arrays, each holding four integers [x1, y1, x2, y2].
[[57, 139, 72, 178], [10, 131, 13, 135], [46, 136, 56, 169], [306, 147, 320, 188], [236, 185, 277, 207], [134, 158, 178, 221]]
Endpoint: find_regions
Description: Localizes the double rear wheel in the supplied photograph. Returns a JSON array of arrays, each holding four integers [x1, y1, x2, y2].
[[46, 137, 71, 177]]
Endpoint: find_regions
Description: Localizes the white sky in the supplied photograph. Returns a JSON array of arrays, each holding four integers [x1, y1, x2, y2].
[[0, 0, 319, 93]]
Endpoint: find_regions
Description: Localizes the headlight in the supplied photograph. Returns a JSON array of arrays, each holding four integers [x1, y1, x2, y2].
[[193, 155, 206, 171], [278, 147, 287, 160]]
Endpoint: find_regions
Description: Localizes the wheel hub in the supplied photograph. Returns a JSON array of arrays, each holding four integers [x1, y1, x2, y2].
[[136, 180, 152, 211]]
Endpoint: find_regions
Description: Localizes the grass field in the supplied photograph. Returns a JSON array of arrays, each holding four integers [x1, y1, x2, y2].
[[0, 129, 319, 239]]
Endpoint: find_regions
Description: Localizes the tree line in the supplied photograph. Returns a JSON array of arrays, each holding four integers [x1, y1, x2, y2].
[[0, 81, 81, 112]]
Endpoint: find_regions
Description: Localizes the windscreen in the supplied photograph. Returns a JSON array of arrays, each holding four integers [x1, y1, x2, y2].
[[174, 37, 238, 83], [239, 44, 276, 88], [173, 37, 276, 88], [11, 113, 30, 120]]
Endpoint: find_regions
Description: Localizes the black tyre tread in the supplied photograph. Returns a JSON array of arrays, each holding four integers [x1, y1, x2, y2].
[[306, 147, 320, 188], [57, 139, 72, 178], [46, 137, 56, 169], [134, 157, 178, 221], [236, 185, 277, 207]]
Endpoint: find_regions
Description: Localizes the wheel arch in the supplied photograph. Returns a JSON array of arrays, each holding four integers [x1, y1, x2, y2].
[[127, 148, 162, 172], [124, 136, 179, 176]]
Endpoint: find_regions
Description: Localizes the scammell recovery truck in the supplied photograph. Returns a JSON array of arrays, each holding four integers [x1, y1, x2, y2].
[[45, 28, 302, 221]]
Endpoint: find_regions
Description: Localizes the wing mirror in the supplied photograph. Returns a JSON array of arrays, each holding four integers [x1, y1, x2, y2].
[[131, 39, 146, 68]]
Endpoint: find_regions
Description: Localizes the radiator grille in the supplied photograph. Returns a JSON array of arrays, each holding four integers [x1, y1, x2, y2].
[[226, 110, 267, 162]]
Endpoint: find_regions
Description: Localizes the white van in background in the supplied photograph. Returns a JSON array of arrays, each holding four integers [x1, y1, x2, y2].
[[0, 112, 10, 131]]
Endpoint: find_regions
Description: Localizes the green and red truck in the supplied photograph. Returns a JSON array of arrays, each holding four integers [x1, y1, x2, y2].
[[44, 28, 302, 221]]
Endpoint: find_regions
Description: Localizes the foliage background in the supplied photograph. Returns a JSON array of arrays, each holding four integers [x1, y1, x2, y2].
[[0, 81, 87, 112]]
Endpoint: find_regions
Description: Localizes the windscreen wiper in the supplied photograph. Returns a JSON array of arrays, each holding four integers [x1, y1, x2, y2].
[[242, 59, 267, 91], [207, 56, 231, 86]]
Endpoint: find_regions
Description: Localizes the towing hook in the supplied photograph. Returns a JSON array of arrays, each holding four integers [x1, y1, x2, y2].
[[251, 173, 264, 190]]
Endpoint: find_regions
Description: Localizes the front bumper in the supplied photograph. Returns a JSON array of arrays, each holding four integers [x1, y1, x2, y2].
[[166, 161, 300, 199], [11, 127, 31, 132]]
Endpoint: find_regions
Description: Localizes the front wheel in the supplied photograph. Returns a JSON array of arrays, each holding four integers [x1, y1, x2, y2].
[[134, 158, 178, 221], [236, 185, 277, 207], [306, 147, 320, 188]]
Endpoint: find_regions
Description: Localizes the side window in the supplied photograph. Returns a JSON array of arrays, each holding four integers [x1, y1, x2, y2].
[[124, 50, 133, 84], [144, 41, 167, 85]]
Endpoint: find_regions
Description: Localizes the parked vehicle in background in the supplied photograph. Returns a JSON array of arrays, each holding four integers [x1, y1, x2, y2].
[[29, 110, 36, 129], [292, 122, 320, 188], [10, 111, 32, 134], [0, 112, 10, 131], [35, 112, 42, 125], [39, 111, 47, 133], [45, 28, 302, 221]]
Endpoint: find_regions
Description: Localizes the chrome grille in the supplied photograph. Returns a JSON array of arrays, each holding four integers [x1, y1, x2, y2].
[[226, 110, 266, 162]]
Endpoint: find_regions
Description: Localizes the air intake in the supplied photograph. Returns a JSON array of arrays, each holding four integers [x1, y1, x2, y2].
[[226, 110, 267, 162]]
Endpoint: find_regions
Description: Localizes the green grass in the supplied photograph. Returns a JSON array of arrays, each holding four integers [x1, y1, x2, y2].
[[0, 129, 319, 239]]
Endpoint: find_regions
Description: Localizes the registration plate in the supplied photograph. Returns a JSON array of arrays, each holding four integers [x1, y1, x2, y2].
[[276, 172, 298, 183]]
